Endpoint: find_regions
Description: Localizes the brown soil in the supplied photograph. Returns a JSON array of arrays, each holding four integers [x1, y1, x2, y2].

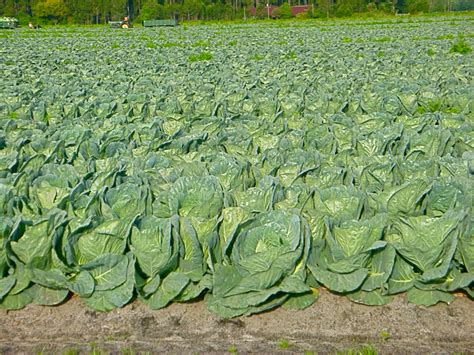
[[0, 290, 472, 354]]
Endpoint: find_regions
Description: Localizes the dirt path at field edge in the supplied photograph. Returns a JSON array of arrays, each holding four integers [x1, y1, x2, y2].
[[0, 289, 472, 354]]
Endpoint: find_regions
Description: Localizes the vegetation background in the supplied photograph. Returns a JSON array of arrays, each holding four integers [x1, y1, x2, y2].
[[0, 0, 473, 25]]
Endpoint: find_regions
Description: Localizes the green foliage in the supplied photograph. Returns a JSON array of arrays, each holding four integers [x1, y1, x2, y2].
[[192, 40, 210, 47], [372, 36, 391, 42], [450, 36, 472, 54], [0, 19, 472, 319], [146, 41, 157, 49], [283, 51, 297, 59], [162, 42, 181, 48], [34, 0, 69, 24], [90, 345, 105, 355], [182, 0, 203, 20], [378, 1, 394, 13], [277, 3, 293, 19], [251, 53, 265, 60], [407, 0, 429, 13], [140, 0, 163, 21], [315, 0, 335, 18], [379, 330, 391, 342], [188, 52, 213, 62], [227, 346, 238, 353], [367, 2, 377, 12], [295, 12, 309, 20], [278, 339, 291, 350], [335, 0, 354, 17], [337, 345, 378, 355], [255, 4, 269, 19], [437, 34, 455, 40]]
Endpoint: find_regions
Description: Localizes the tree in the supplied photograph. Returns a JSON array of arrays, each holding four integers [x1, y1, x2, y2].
[[273, 2, 292, 18], [242, 0, 252, 19], [335, 0, 354, 16], [3, 0, 473, 24], [140, 0, 160, 19], [1, 0, 17, 16], [34, 0, 69, 23], [317, 0, 334, 18], [182, 0, 201, 20], [64, 0, 91, 23], [407, 0, 429, 12]]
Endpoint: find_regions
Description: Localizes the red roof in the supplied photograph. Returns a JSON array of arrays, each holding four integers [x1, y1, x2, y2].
[[291, 5, 310, 16]]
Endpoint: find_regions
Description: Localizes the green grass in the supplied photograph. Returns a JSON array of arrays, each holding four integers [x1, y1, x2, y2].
[[278, 339, 291, 350], [62, 350, 80, 355], [188, 52, 213, 62], [228, 345, 238, 353], [192, 40, 210, 47], [436, 34, 455, 40], [283, 51, 297, 59], [379, 330, 391, 342], [0, 32, 13, 38], [251, 54, 265, 61], [416, 100, 460, 114], [336, 344, 378, 355], [120, 346, 152, 355], [89, 342, 104, 355], [145, 41, 157, 49], [371, 36, 392, 42], [450, 36, 472, 54]]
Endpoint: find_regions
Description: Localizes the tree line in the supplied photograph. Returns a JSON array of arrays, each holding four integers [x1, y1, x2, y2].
[[0, 0, 472, 24]]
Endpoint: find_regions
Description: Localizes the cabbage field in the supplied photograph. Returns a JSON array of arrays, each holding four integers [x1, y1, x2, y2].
[[0, 17, 473, 318]]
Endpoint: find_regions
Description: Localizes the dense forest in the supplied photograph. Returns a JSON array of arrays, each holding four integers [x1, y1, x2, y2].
[[0, 0, 473, 24]]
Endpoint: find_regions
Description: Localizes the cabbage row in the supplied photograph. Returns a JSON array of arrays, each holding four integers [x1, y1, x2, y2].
[[0, 18, 473, 317]]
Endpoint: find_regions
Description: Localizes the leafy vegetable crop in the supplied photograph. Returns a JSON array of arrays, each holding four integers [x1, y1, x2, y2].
[[0, 18, 473, 317]]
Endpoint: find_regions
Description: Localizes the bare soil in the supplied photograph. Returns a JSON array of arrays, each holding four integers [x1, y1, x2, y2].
[[0, 289, 472, 354]]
